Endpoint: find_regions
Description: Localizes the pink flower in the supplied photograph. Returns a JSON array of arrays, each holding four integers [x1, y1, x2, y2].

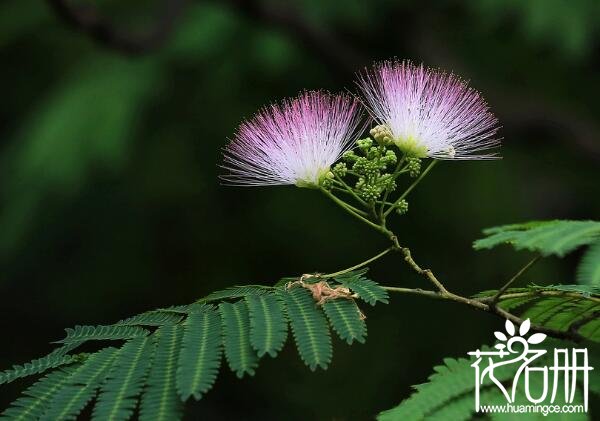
[[358, 60, 501, 159], [222, 91, 363, 187]]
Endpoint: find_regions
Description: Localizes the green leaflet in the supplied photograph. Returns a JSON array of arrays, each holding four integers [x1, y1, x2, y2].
[[497, 295, 539, 312], [322, 299, 366, 345], [519, 296, 599, 342], [537, 284, 600, 296], [377, 354, 496, 421], [199, 285, 272, 303], [281, 287, 332, 370], [0, 346, 80, 385], [219, 301, 259, 378], [579, 318, 600, 343], [0, 366, 79, 420], [473, 285, 600, 343], [577, 240, 600, 286], [156, 303, 207, 314], [521, 297, 580, 325], [116, 311, 184, 327], [476, 284, 600, 298], [473, 220, 600, 257], [40, 347, 119, 421], [56, 325, 150, 344], [246, 294, 288, 357], [176, 306, 222, 401], [338, 274, 389, 306], [93, 337, 153, 421], [139, 325, 183, 421]]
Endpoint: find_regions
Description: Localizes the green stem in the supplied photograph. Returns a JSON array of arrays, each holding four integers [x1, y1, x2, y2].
[[320, 188, 391, 236], [384, 159, 438, 217], [323, 247, 393, 278], [334, 174, 368, 207], [488, 255, 540, 304], [325, 188, 369, 217], [380, 156, 405, 219]]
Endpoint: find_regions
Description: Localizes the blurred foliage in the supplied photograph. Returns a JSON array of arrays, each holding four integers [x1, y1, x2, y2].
[[0, 0, 599, 419], [469, 0, 600, 58]]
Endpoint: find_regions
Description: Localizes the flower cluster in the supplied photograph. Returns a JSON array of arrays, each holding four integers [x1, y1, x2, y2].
[[358, 61, 500, 160], [222, 59, 501, 188], [221, 91, 362, 187]]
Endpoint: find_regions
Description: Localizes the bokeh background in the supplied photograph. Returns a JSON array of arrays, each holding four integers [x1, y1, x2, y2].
[[1, 0, 599, 419]]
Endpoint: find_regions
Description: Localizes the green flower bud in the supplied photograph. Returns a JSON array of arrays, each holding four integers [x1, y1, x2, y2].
[[321, 177, 334, 189], [406, 157, 422, 178], [342, 150, 358, 162], [358, 184, 382, 202], [395, 199, 409, 215], [357, 138, 373, 151], [332, 162, 347, 177], [384, 150, 398, 165]]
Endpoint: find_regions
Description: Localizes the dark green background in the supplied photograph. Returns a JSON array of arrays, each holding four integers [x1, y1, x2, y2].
[[1, 0, 599, 419]]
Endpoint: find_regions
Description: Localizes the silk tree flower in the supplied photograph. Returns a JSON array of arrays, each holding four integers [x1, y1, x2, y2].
[[221, 91, 363, 187], [357, 60, 501, 159]]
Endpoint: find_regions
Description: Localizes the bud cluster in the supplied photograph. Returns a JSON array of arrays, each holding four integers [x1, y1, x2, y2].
[[406, 157, 422, 178], [369, 124, 394, 145], [395, 199, 409, 215], [341, 138, 398, 202]]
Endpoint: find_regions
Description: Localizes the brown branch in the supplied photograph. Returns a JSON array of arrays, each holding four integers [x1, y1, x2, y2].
[[383, 285, 585, 342], [46, 0, 187, 55]]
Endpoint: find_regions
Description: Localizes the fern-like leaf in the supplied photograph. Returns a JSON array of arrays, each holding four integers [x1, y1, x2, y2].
[[1, 366, 78, 420], [246, 294, 288, 358], [281, 287, 332, 370], [92, 337, 153, 421], [139, 325, 182, 421], [377, 355, 491, 420], [322, 298, 366, 345], [538, 283, 600, 296], [338, 275, 389, 306], [579, 317, 600, 343], [116, 311, 183, 327], [176, 306, 222, 401], [219, 301, 259, 378], [475, 285, 600, 343], [199, 285, 271, 303], [41, 347, 118, 421], [473, 220, 600, 257], [56, 325, 149, 344], [0, 347, 80, 385], [378, 341, 590, 421], [577, 240, 600, 286]]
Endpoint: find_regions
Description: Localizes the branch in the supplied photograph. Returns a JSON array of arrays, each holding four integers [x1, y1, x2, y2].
[[488, 255, 540, 305], [382, 285, 585, 342], [46, 0, 187, 55], [322, 247, 393, 278]]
